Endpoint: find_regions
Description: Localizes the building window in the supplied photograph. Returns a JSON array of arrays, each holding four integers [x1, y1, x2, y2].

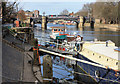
[[107, 59, 109, 61], [116, 62, 118, 65], [99, 56, 101, 58], [93, 53, 94, 55], [58, 29, 60, 31]]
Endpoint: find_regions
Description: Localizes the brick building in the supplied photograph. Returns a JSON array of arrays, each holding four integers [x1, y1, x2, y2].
[[25, 10, 34, 17], [34, 10, 39, 18], [69, 12, 74, 17], [18, 10, 39, 18]]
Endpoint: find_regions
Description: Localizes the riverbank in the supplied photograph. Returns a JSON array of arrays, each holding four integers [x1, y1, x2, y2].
[[84, 23, 120, 31]]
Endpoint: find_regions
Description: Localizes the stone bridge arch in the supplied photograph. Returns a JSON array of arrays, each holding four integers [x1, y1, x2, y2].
[[32, 16, 86, 31]]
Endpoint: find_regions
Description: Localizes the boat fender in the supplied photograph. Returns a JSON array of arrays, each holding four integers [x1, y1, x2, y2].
[[114, 70, 119, 77], [53, 44, 55, 47], [95, 70, 101, 77], [63, 48, 65, 51], [50, 44, 53, 47], [38, 44, 41, 46]]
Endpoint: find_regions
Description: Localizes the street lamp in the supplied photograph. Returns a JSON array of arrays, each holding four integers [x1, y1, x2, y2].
[[88, 8, 92, 22]]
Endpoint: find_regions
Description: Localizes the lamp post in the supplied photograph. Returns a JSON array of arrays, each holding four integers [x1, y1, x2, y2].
[[43, 12, 45, 16], [88, 8, 92, 22]]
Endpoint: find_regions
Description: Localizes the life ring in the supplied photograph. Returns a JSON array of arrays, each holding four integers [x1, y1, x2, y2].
[[95, 70, 101, 77]]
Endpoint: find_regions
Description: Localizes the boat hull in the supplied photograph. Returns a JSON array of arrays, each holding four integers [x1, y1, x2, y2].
[[74, 54, 120, 83]]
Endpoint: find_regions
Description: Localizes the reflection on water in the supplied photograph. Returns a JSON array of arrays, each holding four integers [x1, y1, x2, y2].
[[35, 23, 120, 46], [40, 55, 78, 83]]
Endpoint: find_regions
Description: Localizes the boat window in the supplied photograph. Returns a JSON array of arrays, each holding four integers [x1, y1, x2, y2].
[[58, 29, 60, 31], [54, 29, 57, 31], [116, 62, 118, 65], [61, 29, 64, 31]]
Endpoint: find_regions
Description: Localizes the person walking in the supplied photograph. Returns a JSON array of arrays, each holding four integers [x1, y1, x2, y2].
[[75, 35, 82, 51]]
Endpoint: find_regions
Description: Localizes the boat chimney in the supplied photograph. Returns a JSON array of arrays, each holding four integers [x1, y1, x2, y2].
[[94, 38, 97, 42], [106, 41, 108, 47]]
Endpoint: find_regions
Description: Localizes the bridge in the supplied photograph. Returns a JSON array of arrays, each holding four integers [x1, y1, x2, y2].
[[32, 15, 86, 30]]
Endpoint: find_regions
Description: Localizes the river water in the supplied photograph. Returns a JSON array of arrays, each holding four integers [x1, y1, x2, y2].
[[34, 23, 120, 83], [34, 23, 120, 47]]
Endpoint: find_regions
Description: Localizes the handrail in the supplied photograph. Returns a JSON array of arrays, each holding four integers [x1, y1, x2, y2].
[[2, 39, 25, 52], [39, 48, 111, 69]]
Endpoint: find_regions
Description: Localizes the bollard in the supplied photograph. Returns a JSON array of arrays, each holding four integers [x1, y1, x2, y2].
[[43, 55, 53, 83]]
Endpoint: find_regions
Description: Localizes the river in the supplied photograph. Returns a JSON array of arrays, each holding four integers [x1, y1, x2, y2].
[[34, 23, 120, 47]]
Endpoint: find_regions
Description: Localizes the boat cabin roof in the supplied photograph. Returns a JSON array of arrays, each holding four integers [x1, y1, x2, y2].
[[85, 43, 120, 61]]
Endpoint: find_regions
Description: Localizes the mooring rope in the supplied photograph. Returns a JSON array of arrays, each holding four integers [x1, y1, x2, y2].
[[53, 64, 120, 83]]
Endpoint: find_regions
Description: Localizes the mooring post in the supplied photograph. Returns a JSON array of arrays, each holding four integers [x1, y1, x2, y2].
[[41, 16, 47, 31], [43, 55, 53, 83], [33, 39, 39, 65]]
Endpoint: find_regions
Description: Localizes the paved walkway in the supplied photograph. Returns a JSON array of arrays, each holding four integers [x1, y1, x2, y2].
[[2, 33, 43, 83], [2, 41, 24, 82]]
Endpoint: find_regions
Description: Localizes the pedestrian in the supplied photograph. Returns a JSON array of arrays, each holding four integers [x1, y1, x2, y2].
[[75, 35, 82, 51]]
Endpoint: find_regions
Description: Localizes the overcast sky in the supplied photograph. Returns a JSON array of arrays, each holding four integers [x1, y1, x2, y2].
[[18, 0, 97, 15]]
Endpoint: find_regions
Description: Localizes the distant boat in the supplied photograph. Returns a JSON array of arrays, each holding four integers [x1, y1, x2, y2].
[[50, 26, 75, 42]]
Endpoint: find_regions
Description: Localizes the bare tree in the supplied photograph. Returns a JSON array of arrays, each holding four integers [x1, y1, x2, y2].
[[2, 1, 19, 24], [74, 1, 119, 24], [74, 3, 93, 17], [60, 9, 69, 15], [17, 10, 26, 23]]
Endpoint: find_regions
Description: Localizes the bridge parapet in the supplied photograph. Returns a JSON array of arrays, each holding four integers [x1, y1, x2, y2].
[[32, 15, 87, 29]]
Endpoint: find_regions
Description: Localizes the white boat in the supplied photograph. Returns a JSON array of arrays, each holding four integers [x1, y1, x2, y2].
[[74, 40, 120, 83]]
